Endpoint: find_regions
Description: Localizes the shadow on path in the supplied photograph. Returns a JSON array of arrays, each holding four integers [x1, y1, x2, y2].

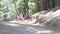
[[0, 22, 60, 34]]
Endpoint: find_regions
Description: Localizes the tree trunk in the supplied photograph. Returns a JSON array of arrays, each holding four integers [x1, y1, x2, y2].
[[54, 0, 60, 7], [42, 0, 47, 10], [14, 3, 17, 13], [34, 0, 40, 13]]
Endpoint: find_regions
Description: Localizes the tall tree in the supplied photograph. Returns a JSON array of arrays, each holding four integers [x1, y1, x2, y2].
[[11, 0, 18, 14], [34, 0, 40, 13], [23, 0, 29, 15]]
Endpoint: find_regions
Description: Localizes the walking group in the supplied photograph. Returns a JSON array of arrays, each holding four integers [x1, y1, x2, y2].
[[16, 13, 30, 23]]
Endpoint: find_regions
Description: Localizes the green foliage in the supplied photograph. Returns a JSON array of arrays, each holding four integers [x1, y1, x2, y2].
[[7, 11, 16, 20], [0, 11, 4, 20], [2, 0, 36, 20], [18, 0, 25, 13], [7, 12, 13, 18], [0, 0, 1, 1], [28, 1, 36, 15], [11, 0, 17, 3]]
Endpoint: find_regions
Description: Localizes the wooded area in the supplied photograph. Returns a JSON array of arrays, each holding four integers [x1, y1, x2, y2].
[[0, 0, 60, 24], [1, 0, 60, 34]]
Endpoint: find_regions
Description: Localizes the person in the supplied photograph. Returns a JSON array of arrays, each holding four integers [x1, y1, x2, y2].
[[16, 14, 20, 23], [19, 13, 24, 21], [25, 13, 30, 19]]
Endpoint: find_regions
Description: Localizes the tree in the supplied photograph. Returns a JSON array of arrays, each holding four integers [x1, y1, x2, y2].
[[34, 0, 40, 13], [11, 0, 18, 14], [28, 0, 36, 14]]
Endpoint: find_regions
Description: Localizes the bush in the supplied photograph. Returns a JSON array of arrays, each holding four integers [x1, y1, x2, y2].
[[0, 11, 4, 20]]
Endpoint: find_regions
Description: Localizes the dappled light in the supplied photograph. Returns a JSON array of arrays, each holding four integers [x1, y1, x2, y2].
[[44, 9, 60, 23], [25, 26, 54, 34], [0, 0, 60, 34], [5, 23, 19, 27], [34, 9, 60, 26], [36, 30, 53, 34]]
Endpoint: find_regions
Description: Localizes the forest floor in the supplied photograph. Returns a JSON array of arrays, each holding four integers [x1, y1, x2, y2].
[[0, 21, 60, 34]]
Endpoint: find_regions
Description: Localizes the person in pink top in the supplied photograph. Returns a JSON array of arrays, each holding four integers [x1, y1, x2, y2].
[[19, 14, 24, 21]]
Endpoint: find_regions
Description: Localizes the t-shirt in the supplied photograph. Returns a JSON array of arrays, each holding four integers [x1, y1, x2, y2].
[[19, 14, 24, 19]]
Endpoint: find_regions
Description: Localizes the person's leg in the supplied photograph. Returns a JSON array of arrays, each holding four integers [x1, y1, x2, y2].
[[16, 18, 18, 23], [16, 16, 20, 23]]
